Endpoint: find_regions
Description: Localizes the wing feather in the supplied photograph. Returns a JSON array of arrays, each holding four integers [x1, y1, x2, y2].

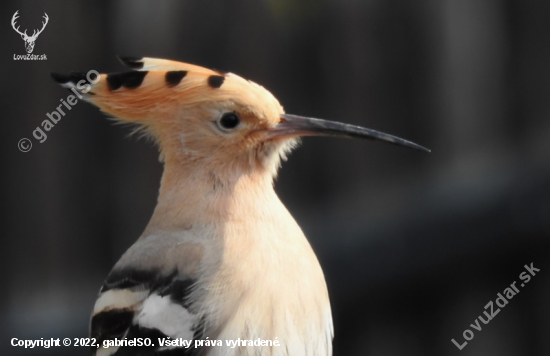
[[91, 268, 203, 356]]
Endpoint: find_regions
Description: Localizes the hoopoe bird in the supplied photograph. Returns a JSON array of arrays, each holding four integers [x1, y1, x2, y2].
[[52, 56, 429, 356]]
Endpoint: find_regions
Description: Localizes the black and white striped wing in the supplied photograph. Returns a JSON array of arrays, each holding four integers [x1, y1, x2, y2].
[[91, 268, 203, 356]]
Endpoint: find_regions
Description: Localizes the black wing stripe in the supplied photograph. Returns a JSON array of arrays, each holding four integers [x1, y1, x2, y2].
[[167, 279, 195, 308], [91, 309, 134, 343]]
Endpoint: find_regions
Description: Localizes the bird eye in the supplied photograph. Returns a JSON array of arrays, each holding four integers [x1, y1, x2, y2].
[[218, 112, 240, 130]]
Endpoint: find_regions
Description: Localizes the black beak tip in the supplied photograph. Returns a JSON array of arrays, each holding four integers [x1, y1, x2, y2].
[[416, 145, 431, 153]]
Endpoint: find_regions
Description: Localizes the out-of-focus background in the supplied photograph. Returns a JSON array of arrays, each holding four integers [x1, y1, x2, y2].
[[2, 0, 550, 355]]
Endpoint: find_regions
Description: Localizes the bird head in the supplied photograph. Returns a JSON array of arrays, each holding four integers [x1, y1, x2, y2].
[[52, 57, 428, 180]]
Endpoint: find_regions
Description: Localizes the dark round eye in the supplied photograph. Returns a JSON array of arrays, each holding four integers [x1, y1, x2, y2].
[[219, 112, 240, 130]]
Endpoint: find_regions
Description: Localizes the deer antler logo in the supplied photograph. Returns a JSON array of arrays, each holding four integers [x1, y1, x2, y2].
[[11, 11, 49, 54]]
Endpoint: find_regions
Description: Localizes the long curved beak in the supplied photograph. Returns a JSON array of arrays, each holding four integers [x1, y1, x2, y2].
[[268, 114, 430, 152]]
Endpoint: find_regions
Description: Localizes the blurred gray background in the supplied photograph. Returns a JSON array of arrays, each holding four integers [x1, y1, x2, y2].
[[2, 0, 550, 355]]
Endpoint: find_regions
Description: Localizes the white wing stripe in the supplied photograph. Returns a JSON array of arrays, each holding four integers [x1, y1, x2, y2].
[[135, 292, 198, 340]]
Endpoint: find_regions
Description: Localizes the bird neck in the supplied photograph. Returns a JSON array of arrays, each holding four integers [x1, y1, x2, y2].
[[143, 157, 277, 234]]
